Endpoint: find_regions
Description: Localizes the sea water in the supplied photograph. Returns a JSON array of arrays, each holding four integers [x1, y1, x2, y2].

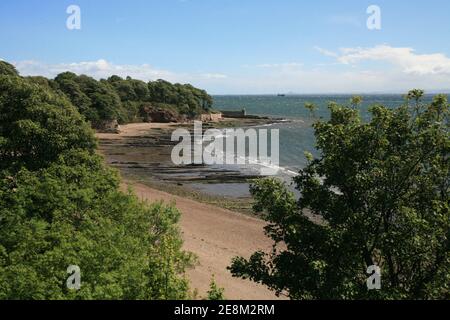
[[190, 94, 444, 198]]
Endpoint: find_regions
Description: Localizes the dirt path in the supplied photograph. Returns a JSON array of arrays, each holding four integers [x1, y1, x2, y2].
[[124, 181, 283, 300]]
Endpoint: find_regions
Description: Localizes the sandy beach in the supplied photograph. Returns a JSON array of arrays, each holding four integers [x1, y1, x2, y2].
[[125, 181, 283, 300], [98, 123, 284, 300], [96, 121, 180, 139]]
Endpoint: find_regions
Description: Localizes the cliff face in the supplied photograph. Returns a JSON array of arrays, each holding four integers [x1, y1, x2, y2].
[[141, 106, 180, 123], [140, 105, 222, 123]]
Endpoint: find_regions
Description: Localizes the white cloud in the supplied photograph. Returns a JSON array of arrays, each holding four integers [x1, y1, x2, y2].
[[14, 58, 229, 82], [318, 45, 450, 75], [8, 51, 450, 94], [200, 73, 227, 79], [241, 62, 303, 69], [314, 46, 338, 58], [13, 59, 177, 81], [11, 58, 233, 92], [254, 62, 303, 68], [205, 67, 450, 94]]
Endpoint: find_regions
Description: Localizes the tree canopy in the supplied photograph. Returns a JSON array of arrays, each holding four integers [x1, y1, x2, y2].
[[0, 69, 194, 299], [230, 92, 449, 299], [3, 61, 214, 127], [0, 61, 19, 77], [50, 71, 213, 126], [0, 75, 96, 171]]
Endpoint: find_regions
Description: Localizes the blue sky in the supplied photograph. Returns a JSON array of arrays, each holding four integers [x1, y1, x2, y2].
[[1, 0, 450, 94]]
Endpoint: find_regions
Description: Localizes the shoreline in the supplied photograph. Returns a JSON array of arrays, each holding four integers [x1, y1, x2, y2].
[[96, 117, 284, 214], [97, 119, 286, 299]]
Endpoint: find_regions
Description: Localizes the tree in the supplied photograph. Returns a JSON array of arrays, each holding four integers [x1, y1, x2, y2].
[[0, 150, 194, 299], [0, 71, 194, 299], [148, 80, 212, 116], [0, 75, 96, 171], [206, 277, 225, 300], [54, 73, 125, 125], [55, 71, 212, 125], [0, 61, 19, 77], [229, 91, 449, 299]]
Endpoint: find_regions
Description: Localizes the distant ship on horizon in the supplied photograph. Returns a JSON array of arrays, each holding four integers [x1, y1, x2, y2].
[[277, 93, 286, 97]]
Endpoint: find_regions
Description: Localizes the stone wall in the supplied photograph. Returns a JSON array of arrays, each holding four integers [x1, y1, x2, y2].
[[221, 109, 247, 118]]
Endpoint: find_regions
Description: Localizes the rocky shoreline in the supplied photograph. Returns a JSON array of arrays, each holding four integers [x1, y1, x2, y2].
[[97, 117, 286, 215]]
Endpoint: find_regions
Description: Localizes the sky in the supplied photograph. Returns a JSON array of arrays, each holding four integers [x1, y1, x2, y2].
[[1, 0, 450, 94]]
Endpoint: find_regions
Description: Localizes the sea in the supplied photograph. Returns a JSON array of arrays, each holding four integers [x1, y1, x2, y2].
[[194, 94, 442, 197]]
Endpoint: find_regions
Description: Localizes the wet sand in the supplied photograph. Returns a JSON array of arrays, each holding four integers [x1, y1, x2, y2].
[[96, 121, 271, 213], [98, 122, 286, 299]]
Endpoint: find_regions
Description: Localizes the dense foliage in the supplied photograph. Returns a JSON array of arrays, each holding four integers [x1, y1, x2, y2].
[[0, 72, 194, 299], [230, 91, 449, 299], [49, 72, 212, 126], [0, 61, 19, 77], [2, 61, 212, 127], [207, 278, 225, 300], [0, 75, 96, 171]]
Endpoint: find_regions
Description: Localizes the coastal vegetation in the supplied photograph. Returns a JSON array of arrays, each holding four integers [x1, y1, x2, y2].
[[1, 59, 448, 300], [0, 61, 195, 299], [230, 91, 450, 299], [0, 60, 213, 128], [54, 73, 212, 125], [207, 278, 226, 300]]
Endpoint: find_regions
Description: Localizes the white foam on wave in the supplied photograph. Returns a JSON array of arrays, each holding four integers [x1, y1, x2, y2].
[[201, 126, 300, 177]]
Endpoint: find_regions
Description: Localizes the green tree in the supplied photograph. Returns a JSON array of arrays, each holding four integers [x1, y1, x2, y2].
[[229, 91, 449, 299], [206, 277, 225, 300], [0, 61, 19, 77], [54, 73, 124, 125], [0, 71, 194, 299], [0, 151, 194, 299], [148, 80, 212, 117], [53, 73, 93, 120], [54, 70, 212, 125], [0, 75, 96, 171]]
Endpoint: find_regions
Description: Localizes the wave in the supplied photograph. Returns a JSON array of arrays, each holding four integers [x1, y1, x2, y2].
[[201, 127, 300, 178]]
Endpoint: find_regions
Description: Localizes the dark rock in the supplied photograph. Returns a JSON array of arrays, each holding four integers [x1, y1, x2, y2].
[[141, 105, 179, 123]]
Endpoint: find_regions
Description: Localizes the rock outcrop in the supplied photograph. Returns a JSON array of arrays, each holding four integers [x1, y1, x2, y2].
[[141, 106, 179, 123], [200, 113, 222, 122]]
